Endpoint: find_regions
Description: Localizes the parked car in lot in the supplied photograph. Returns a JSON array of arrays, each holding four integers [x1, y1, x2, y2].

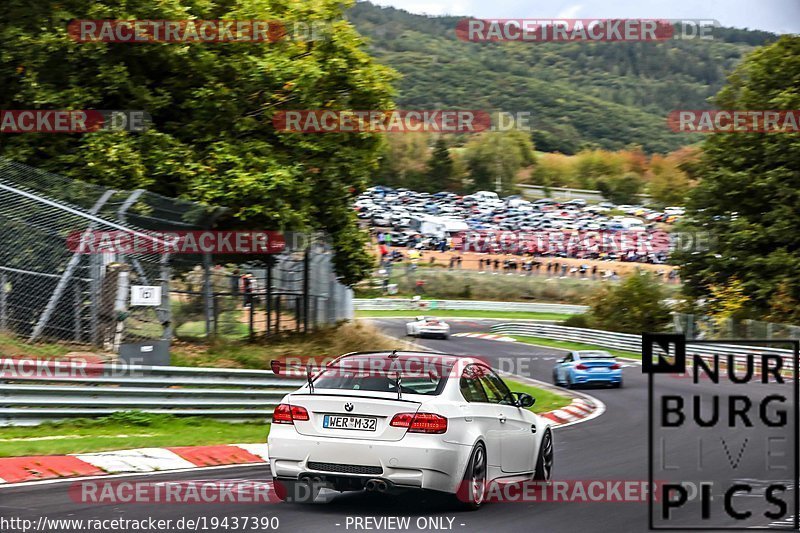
[[406, 316, 451, 339], [268, 351, 554, 509], [552, 350, 622, 388]]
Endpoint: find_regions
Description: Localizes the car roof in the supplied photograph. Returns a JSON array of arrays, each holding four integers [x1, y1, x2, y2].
[[334, 351, 480, 368], [575, 350, 615, 358]]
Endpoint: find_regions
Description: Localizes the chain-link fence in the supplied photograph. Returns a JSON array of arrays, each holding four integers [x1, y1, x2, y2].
[[169, 238, 353, 342], [673, 312, 800, 340], [0, 158, 352, 351]]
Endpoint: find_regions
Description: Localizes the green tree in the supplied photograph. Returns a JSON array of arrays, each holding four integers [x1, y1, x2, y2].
[[463, 130, 534, 195], [425, 137, 454, 192], [675, 36, 800, 320], [647, 156, 691, 206], [374, 132, 429, 189], [0, 0, 396, 286], [587, 273, 672, 334], [596, 173, 643, 204]]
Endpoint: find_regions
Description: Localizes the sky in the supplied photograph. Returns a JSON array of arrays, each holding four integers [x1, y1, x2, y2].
[[369, 0, 800, 35]]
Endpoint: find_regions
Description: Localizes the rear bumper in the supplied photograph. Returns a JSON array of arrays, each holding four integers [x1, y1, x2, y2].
[[267, 426, 470, 493], [417, 329, 449, 338], [572, 370, 622, 384]]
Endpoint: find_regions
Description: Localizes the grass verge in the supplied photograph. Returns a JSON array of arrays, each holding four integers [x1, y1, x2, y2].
[[0, 333, 80, 358], [511, 335, 640, 359], [356, 310, 574, 321], [504, 378, 572, 414], [0, 412, 269, 457], [171, 321, 405, 369]]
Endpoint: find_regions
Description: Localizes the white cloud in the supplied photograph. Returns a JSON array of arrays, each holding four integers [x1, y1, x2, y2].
[[556, 4, 584, 19]]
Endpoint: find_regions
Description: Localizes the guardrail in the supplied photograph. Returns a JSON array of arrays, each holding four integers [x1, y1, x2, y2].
[[490, 323, 796, 369], [518, 184, 651, 202], [354, 298, 587, 314], [0, 362, 305, 426]]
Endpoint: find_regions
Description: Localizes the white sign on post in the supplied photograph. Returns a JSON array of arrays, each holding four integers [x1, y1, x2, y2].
[[130, 285, 162, 306]]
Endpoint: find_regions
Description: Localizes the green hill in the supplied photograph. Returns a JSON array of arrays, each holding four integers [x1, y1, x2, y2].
[[347, 2, 778, 153]]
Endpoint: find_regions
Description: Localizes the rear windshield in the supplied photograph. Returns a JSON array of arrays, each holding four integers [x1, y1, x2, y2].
[[580, 352, 615, 360], [313, 369, 446, 395]]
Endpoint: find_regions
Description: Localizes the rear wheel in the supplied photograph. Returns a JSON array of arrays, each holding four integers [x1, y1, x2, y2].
[[534, 429, 554, 482], [613, 379, 623, 388], [456, 442, 487, 510]]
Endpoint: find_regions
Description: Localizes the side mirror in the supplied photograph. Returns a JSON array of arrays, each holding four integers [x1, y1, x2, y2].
[[516, 392, 535, 408]]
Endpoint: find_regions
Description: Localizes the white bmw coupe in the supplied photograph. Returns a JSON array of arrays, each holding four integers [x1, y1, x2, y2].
[[405, 316, 451, 339], [268, 351, 553, 509]]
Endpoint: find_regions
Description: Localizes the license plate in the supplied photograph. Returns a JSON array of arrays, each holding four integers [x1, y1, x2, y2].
[[323, 415, 377, 431]]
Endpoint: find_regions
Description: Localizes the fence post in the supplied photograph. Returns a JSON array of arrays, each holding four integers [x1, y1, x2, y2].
[[159, 256, 172, 341], [89, 253, 102, 347], [249, 299, 255, 341], [73, 284, 82, 342], [111, 268, 130, 353], [266, 257, 273, 335], [303, 248, 310, 333], [275, 296, 281, 332], [0, 272, 7, 332], [203, 252, 214, 339], [212, 295, 219, 337]]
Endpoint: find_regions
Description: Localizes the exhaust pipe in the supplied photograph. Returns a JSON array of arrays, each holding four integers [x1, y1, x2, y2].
[[364, 480, 377, 492], [375, 480, 388, 493]]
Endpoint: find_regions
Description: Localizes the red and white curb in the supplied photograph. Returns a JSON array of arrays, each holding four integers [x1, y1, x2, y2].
[[540, 397, 601, 427], [452, 332, 517, 342], [0, 443, 269, 485]]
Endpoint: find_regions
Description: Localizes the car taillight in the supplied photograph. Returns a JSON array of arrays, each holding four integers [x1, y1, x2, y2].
[[575, 364, 589, 370], [272, 403, 309, 424], [390, 412, 448, 434], [610, 363, 621, 370]]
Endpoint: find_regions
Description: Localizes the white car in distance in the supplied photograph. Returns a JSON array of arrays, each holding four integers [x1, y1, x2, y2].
[[406, 316, 451, 339], [268, 351, 554, 509]]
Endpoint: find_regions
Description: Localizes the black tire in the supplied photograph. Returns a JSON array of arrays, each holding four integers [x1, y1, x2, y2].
[[534, 429, 554, 482], [565, 374, 574, 389], [455, 442, 488, 510], [613, 379, 623, 389], [552, 370, 561, 386]]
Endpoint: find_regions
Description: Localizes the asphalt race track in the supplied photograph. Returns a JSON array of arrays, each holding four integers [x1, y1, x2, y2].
[[0, 318, 794, 533]]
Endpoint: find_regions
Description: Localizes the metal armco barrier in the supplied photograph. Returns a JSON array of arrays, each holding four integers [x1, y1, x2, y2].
[[355, 298, 587, 314], [490, 323, 796, 369], [0, 362, 305, 426]]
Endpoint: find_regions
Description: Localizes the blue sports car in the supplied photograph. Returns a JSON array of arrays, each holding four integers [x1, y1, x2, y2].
[[552, 350, 623, 388]]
